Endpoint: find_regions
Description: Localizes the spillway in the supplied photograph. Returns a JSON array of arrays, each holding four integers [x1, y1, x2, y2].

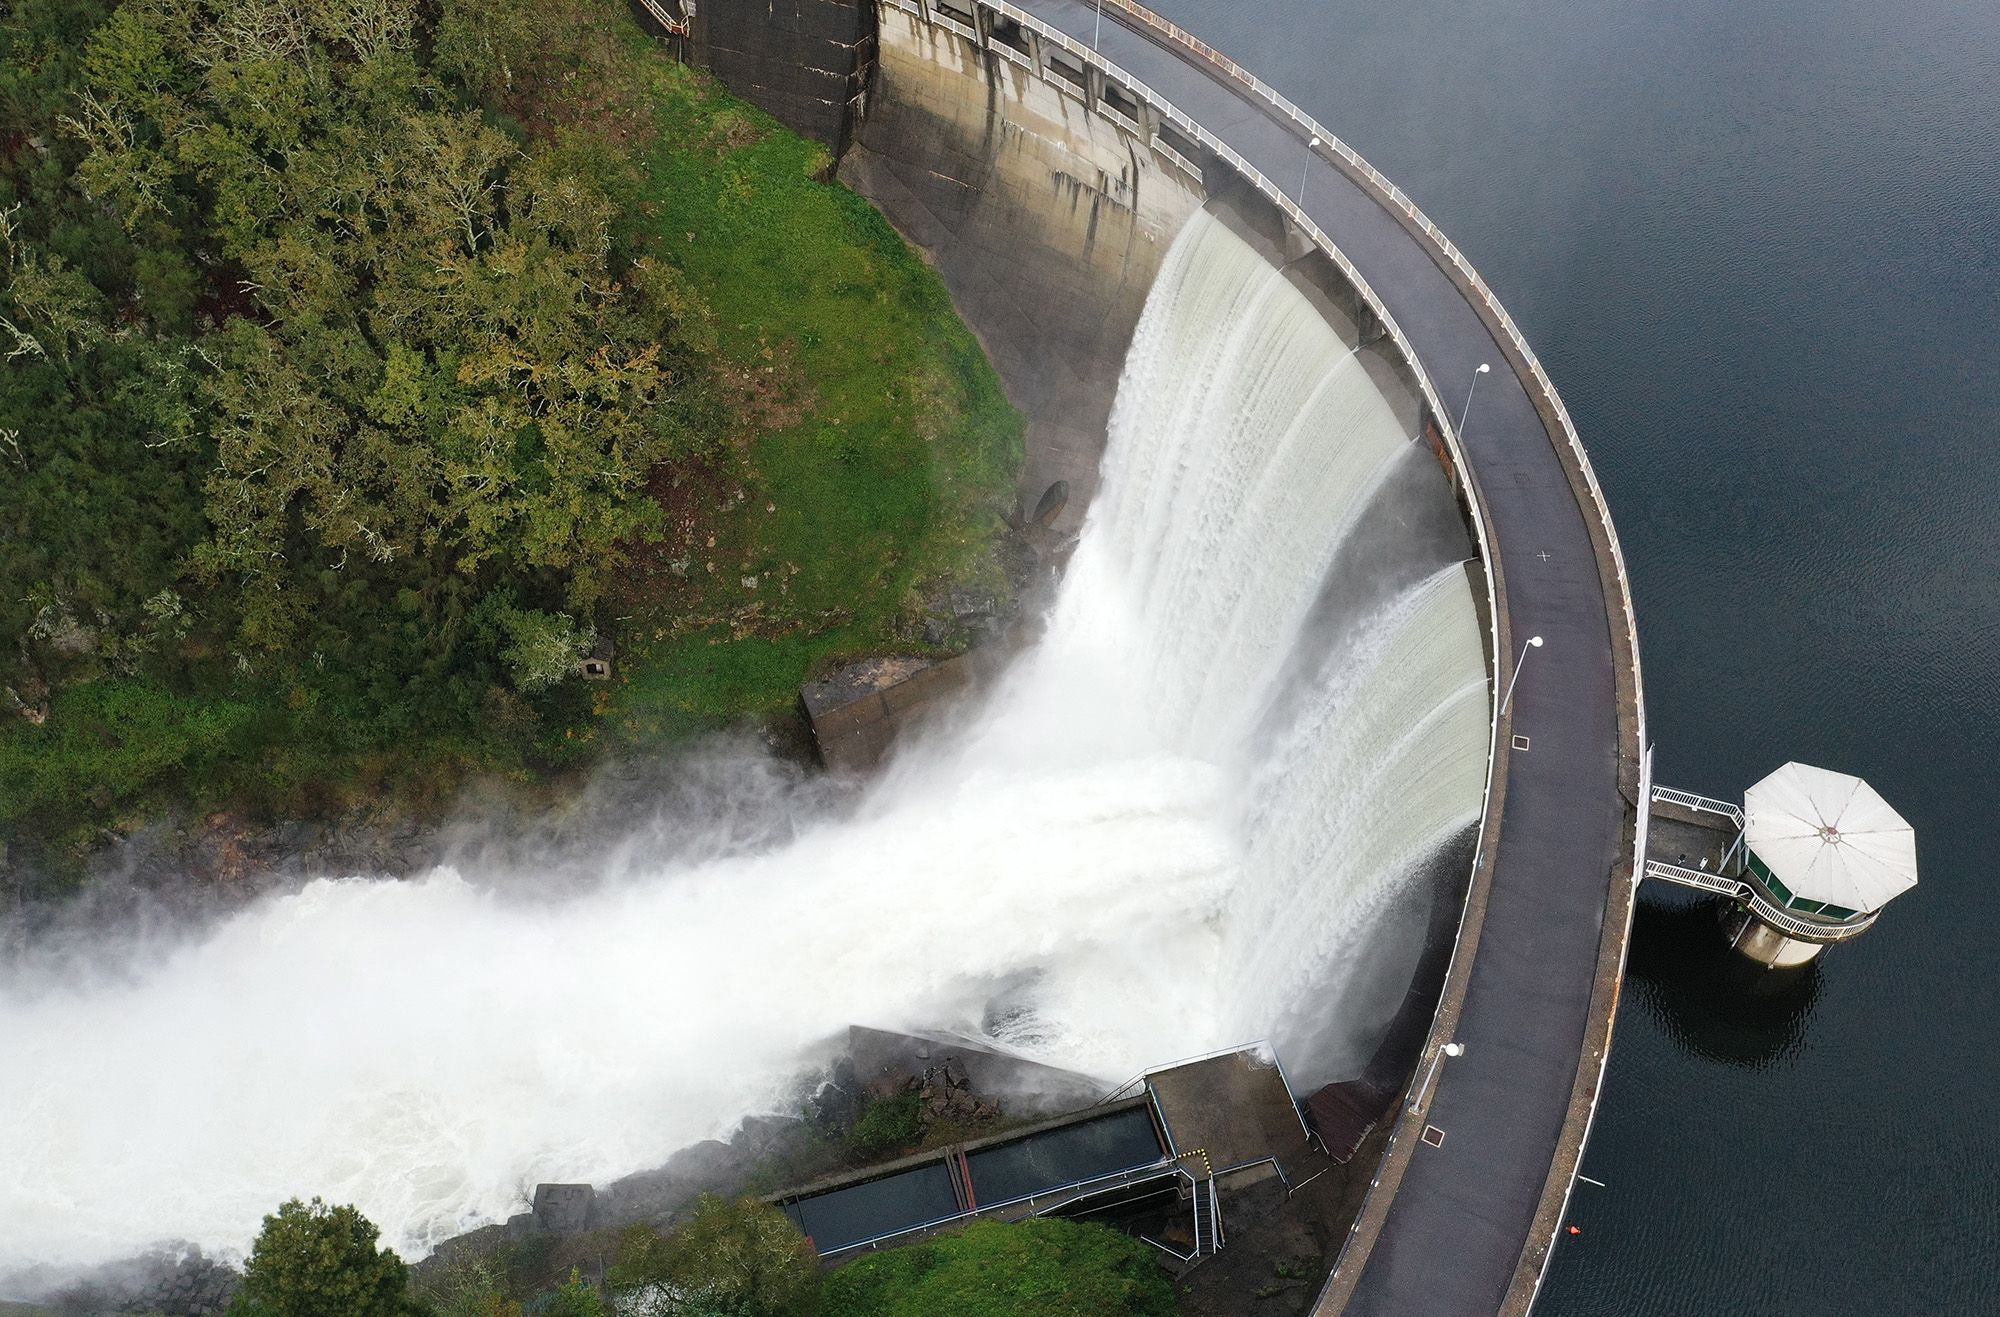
[[0, 212, 1489, 1273]]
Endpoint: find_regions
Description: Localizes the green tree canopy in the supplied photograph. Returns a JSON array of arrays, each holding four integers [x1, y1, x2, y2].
[[0, 0, 714, 847], [230, 1197, 430, 1317], [0, 0, 1021, 861], [65, 0, 693, 654]]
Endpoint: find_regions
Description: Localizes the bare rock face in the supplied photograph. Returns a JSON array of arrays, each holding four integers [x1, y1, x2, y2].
[[904, 1057, 1003, 1136]]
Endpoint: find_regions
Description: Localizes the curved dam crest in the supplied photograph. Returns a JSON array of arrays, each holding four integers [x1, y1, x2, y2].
[[0, 213, 1488, 1272], [695, 3, 1641, 1314]]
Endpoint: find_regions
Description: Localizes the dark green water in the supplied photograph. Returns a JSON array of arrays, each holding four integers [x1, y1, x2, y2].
[[1149, 0, 2000, 1309]]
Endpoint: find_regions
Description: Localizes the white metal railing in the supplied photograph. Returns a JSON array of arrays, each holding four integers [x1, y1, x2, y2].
[[635, 0, 689, 35], [817, 1156, 1182, 1256], [1642, 858, 1742, 897], [1642, 859, 1879, 942], [1095, 1040, 1275, 1106], [1745, 889, 1878, 941], [929, 7, 979, 43], [1151, 138, 1203, 181], [1652, 784, 1745, 829], [1099, 102, 1141, 135], [989, 36, 1035, 70]]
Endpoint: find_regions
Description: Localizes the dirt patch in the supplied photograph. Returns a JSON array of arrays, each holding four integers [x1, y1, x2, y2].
[[610, 336, 825, 642], [502, 26, 660, 152], [714, 336, 817, 435]]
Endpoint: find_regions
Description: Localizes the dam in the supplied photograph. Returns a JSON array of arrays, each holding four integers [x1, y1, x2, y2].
[[0, 3, 1645, 1315], [678, 1, 1647, 1313]]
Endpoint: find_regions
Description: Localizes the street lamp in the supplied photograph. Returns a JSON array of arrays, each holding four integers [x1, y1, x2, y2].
[[1499, 634, 1544, 715], [1299, 135, 1321, 206], [1094, 0, 1103, 47], [1409, 1040, 1465, 1113], [1457, 361, 1491, 438]]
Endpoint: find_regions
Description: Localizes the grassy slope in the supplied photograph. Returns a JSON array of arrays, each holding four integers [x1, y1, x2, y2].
[[0, 7, 1021, 853], [823, 1218, 1179, 1317], [601, 56, 1021, 741]]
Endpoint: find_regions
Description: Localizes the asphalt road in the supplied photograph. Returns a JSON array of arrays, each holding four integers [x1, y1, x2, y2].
[[1002, 3, 1628, 1312]]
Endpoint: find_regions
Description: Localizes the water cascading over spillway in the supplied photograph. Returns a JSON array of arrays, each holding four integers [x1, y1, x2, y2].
[[0, 211, 1489, 1273]]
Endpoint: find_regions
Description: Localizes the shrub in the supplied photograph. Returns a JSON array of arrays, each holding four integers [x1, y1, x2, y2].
[[228, 1198, 430, 1317], [610, 1196, 819, 1317], [848, 1092, 922, 1159]]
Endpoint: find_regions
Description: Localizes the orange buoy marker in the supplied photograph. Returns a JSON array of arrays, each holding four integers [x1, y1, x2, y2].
[[1567, 1226, 1582, 1236]]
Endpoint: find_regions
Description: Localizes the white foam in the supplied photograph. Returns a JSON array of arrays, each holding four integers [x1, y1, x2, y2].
[[0, 212, 1487, 1270]]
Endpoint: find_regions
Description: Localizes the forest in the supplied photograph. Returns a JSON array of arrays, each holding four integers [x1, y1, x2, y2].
[[0, 0, 1022, 867]]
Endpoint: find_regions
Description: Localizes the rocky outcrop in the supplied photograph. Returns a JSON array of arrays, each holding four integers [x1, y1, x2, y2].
[[34, 1248, 239, 1317], [799, 654, 980, 772], [904, 1056, 1004, 1136]]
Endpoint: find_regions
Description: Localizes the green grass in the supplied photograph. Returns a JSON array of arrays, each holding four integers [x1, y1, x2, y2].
[[823, 1219, 1177, 1317], [604, 56, 1023, 735], [0, 672, 561, 858]]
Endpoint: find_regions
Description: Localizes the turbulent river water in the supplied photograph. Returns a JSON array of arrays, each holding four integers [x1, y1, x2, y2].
[[0, 212, 1488, 1272]]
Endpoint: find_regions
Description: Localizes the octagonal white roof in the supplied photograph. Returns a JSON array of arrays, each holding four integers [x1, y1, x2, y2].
[[1743, 762, 1917, 913]]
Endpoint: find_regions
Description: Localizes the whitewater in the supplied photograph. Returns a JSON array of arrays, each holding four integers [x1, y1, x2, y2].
[[0, 211, 1489, 1270]]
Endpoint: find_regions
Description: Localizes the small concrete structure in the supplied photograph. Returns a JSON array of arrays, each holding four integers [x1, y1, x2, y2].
[[1141, 1047, 1314, 1187], [530, 1183, 596, 1232], [1645, 764, 1918, 967]]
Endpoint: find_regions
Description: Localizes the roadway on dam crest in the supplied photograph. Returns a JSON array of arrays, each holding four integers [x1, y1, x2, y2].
[[999, 2, 1630, 1313]]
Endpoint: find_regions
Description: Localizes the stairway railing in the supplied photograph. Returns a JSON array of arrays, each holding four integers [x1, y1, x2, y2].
[[1651, 785, 1746, 829]]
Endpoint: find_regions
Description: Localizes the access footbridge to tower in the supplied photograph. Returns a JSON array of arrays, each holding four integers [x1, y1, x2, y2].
[[970, 3, 1647, 1313]]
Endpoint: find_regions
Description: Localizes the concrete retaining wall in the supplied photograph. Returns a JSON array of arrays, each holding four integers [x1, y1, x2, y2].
[[838, 5, 1203, 525], [693, 0, 875, 154]]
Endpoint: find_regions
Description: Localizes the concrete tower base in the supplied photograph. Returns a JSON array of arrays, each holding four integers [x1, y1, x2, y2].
[[1721, 906, 1825, 968]]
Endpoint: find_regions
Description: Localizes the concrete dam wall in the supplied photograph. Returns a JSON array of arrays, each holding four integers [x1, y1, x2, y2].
[[681, 1, 1468, 538], [678, 4, 1645, 1316], [841, 2, 1206, 524]]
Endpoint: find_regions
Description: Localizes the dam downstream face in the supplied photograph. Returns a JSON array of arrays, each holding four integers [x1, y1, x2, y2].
[[0, 213, 1489, 1271]]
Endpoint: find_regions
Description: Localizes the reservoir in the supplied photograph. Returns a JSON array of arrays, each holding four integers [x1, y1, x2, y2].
[[1147, 0, 2000, 1310]]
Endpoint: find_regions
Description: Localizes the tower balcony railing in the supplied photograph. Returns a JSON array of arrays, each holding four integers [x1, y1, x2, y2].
[[1643, 859, 1879, 943]]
